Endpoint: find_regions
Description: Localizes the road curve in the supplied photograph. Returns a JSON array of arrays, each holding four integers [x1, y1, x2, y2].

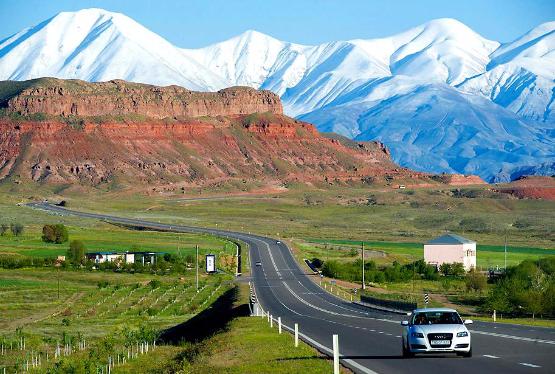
[[29, 202, 555, 373]]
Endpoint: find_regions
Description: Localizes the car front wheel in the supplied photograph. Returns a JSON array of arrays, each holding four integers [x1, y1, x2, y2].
[[457, 347, 472, 358], [402, 341, 414, 358]]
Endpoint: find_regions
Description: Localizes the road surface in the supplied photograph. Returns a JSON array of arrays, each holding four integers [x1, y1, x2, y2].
[[29, 202, 555, 373]]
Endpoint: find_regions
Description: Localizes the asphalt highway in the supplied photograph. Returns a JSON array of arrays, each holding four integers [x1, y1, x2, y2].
[[29, 202, 555, 373]]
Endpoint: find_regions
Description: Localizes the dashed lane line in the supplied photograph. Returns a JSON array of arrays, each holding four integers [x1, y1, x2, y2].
[[470, 330, 555, 345], [519, 363, 541, 368], [483, 355, 500, 359]]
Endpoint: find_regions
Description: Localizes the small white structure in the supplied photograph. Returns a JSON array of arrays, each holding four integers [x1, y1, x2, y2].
[[424, 234, 476, 272]]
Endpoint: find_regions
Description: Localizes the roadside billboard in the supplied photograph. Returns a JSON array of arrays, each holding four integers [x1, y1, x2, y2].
[[206, 254, 216, 273]]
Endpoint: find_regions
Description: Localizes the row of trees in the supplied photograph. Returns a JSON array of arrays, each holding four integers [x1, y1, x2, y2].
[[485, 257, 554, 318], [318, 259, 441, 283], [0, 223, 24, 236]]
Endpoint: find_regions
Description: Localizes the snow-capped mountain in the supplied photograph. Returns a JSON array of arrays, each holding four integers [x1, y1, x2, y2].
[[0, 8, 227, 90], [0, 8, 553, 182]]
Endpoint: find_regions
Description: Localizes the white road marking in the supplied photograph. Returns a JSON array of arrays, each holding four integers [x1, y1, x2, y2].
[[278, 320, 379, 374], [471, 330, 555, 345], [483, 355, 499, 359], [519, 363, 541, 368], [396, 335, 401, 338]]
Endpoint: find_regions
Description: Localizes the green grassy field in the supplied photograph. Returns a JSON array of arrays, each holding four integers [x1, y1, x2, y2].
[[13, 184, 551, 253], [0, 224, 233, 259]]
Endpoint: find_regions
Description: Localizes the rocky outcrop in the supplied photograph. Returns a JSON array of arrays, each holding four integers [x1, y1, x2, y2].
[[1, 78, 282, 118], [494, 176, 555, 200], [0, 113, 429, 190]]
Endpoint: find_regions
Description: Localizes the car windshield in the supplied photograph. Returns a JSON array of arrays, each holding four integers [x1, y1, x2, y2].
[[412, 311, 463, 325]]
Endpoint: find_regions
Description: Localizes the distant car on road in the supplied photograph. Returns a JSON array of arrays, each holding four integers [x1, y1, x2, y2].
[[401, 308, 472, 358], [255, 261, 262, 267], [276, 241, 281, 244]]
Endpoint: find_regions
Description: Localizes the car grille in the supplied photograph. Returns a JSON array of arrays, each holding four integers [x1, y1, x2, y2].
[[427, 333, 453, 347]]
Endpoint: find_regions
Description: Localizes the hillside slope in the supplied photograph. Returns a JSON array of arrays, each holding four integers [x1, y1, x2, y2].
[[0, 78, 436, 192]]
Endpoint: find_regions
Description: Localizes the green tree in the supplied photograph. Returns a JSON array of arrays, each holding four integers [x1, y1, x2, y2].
[[42, 225, 56, 242], [10, 223, 23, 236], [67, 240, 86, 264], [42, 224, 69, 243]]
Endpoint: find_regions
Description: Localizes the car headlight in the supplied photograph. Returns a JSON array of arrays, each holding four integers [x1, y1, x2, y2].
[[411, 332, 424, 338], [457, 331, 468, 337]]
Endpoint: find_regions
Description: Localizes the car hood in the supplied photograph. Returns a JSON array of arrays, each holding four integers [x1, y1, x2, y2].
[[411, 324, 467, 334]]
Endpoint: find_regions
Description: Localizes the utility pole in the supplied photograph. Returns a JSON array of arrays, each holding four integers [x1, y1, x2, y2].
[[504, 231, 508, 270], [196, 244, 199, 292], [361, 241, 365, 290]]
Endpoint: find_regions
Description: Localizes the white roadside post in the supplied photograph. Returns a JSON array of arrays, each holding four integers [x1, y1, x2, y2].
[[333, 334, 339, 374], [278, 317, 282, 334], [493, 309, 497, 322], [267, 311, 270, 322], [270, 314, 273, 328], [294, 323, 299, 347]]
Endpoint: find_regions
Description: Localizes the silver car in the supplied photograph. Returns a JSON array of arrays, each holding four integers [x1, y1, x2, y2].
[[401, 308, 472, 358]]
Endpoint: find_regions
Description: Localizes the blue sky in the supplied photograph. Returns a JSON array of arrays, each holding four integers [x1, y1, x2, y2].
[[1, 0, 554, 47]]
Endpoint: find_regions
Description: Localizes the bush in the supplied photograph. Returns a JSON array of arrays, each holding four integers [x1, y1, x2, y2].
[[439, 263, 452, 276], [42, 224, 69, 243], [148, 279, 161, 289], [321, 261, 341, 278], [0, 224, 8, 236], [97, 281, 110, 289], [465, 270, 487, 293], [439, 262, 465, 277], [311, 258, 323, 268], [459, 217, 489, 233], [10, 223, 24, 236]]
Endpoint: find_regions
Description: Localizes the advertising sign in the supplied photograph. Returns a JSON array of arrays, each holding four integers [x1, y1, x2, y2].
[[206, 254, 216, 273]]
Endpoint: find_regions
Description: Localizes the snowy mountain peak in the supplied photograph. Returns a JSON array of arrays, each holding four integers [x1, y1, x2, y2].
[[0, 9, 553, 182], [0, 7, 228, 90]]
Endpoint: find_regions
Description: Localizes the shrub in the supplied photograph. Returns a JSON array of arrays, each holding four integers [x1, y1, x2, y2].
[[0, 224, 8, 236], [439, 263, 452, 276], [321, 261, 341, 278], [311, 258, 323, 268], [148, 279, 161, 289], [459, 217, 489, 233], [97, 281, 110, 289], [465, 270, 487, 293], [10, 223, 24, 236]]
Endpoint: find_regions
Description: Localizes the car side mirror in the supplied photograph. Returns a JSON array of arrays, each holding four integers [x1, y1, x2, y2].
[[464, 319, 473, 325], [401, 321, 409, 326]]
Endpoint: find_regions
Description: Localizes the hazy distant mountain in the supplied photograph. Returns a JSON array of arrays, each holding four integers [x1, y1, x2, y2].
[[1, 8, 553, 181]]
